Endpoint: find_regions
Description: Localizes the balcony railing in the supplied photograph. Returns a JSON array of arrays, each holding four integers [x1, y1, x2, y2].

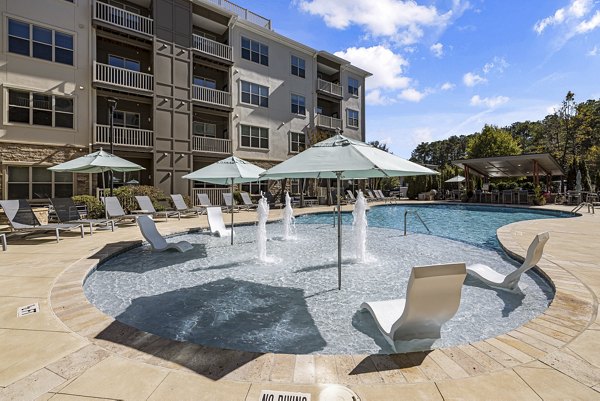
[[317, 78, 343, 97], [203, 0, 271, 29], [94, 62, 153, 93], [192, 188, 230, 207], [93, 0, 153, 36], [192, 85, 231, 107], [192, 34, 232, 61], [316, 114, 342, 130], [193, 136, 231, 154], [95, 124, 154, 148]]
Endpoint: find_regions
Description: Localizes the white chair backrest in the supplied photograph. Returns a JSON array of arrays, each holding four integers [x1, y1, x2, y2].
[[207, 207, 227, 234], [375, 190, 385, 199], [170, 194, 188, 211], [135, 196, 157, 213], [506, 232, 550, 281], [103, 197, 126, 218], [241, 192, 253, 205], [346, 190, 356, 200], [223, 192, 233, 206], [137, 215, 167, 250], [391, 263, 466, 341], [197, 193, 211, 206]]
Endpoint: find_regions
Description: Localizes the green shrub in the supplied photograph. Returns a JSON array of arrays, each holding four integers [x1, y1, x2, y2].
[[533, 185, 546, 206], [72, 195, 104, 219], [113, 185, 169, 212]]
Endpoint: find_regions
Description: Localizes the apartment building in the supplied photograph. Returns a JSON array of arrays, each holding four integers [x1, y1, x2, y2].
[[0, 0, 370, 200]]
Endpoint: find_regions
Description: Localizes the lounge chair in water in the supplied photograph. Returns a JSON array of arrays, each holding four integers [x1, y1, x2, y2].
[[50, 197, 114, 235], [135, 196, 180, 221], [467, 232, 549, 293], [240, 192, 257, 210], [102, 196, 139, 225], [0, 199, 85, 243], [137, 215, 192, 252], [170, 194, 205, 217], [206, 207, 233, 237], [361, 263, 467, 352]]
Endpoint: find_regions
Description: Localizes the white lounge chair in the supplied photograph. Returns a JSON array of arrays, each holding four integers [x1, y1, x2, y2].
[[364, 190, 377, 202], [170, 194, 204, 217], [196, 193, 212, 207], [222, 192, 239, 212], [102, 197, 139, 224], [206, 206, 233, 237], [137, 215, 192, 252], [135, 196, 180, 221], [467, 232, 550, 293], [346, 190, 356, 203], [240, 192, 257, 210], [361, 263, 467, 352]]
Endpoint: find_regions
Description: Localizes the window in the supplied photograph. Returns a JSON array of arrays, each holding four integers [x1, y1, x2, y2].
[[289, 132, 306, 153], [193, 121, 216, 137], [7, 166, 73, 199], [193, 76, 216, 89], [291, 55, 305, 78], [241, 36, 268, 66], [113, 110, 140, 128], [241, 181, 268, 195], [8, 18, 74, 65], [290, 179, 301, 194], [241, 81, 269, 107], [196, 31, 217, 41], [290, 94, 306, 116], [108, 55, 140, 71], [8, 89, 74, 128], [348, 77, 359, 96], [347, 109, 359, 128], [240, 124, 268, 149]]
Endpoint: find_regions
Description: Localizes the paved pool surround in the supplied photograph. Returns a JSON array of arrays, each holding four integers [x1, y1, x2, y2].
[[1, 201, 599, 400]]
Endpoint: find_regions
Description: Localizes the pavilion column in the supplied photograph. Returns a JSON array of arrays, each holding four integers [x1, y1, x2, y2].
[[533, 161, 539, 187], [464, 166, 470, 191]]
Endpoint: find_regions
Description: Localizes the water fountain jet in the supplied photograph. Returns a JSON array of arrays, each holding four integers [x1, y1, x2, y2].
[[282, 192, 296, 240], [352, 190, 368, 263], [257, 194, 270, 262]]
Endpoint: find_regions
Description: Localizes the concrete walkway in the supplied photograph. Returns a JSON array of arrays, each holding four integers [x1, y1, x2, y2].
[[1, 202, 599, 400]]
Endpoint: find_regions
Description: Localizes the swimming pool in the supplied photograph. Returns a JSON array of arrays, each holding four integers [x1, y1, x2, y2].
[[84, 204, 567, 355]]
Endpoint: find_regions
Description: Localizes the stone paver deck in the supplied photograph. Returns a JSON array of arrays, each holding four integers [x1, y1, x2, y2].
[[1, 201, 599, 400]]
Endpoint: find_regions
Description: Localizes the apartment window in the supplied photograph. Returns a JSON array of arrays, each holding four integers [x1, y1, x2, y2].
[[347, 109, 359, 128], [8, 89, 74, 129], [348, 77, 359, 96], [193, 121, 217, 137], [8, 19, 74, 65], [193, 76, 217, 89], [241, 181, 268, 195], [241, 81, 269, 107], [108, 55, 140, 71], [241, 36, 268, 66], [291, 94, 306, 116], [113, 110, 140, 128], [291, 55, 305, 78], [291, 179, 301, 194], [240, 124, 268, 149], [7, 166, 73, 199], [289, 132, 306, 153]]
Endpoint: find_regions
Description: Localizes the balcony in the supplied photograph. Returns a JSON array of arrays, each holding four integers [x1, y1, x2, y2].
[[316, 114, 342, 130], [95, 124, 154, 148], [193, 34, 232, 62], [317, 79, 343, 98], [204, 0, 271, 29], [193, 136, 231, 154], [94, 62, 153, 94], [93, 1, 153, 37], [192, 85, 231, 108]]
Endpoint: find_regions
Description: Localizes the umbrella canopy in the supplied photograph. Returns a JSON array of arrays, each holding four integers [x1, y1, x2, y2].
[[183, 156, 266, 244], [48, 149, 145, 173], [445, 175, 465, 183], [261, 134, 438, 290]]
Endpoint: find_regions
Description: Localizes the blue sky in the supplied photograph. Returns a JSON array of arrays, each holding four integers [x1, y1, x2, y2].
[[233, 0, 600, 158]]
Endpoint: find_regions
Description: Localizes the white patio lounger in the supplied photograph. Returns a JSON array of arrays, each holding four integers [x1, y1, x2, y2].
[[170, 194, 205, 217], [102, 197, 139, 224], [361, 262, 467, 352], [240, 192, 258, 210], [206, 207, 233, 237], [50, 197, 114, 235], [346, 190, 356, 203], [467, 232, 550, 293], [0, 200, 85, 243], [137, 215, 192, 252], [196, 193, 212, 207], [135, 196, 180, 221], [1, 233, 6, 251], [365, 189, 377, 202], [222, 192, 239, 212]]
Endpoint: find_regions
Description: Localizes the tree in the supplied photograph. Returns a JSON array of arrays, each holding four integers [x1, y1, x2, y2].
[[579, 159, 592, 192], [466, 125, 521, 159], [368, 140, 391, 153]]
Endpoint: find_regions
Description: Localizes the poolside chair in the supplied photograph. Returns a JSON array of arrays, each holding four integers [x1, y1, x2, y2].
[[467, 232, 549, 293], [50, 197, 114, 235], [137, 215, 192, 253], [1, 233, 6, 251], [0, 200, 85, 243], [222, 192, 239, 212], [170, 194, 205, 217], [398, 186, 409, 199], [360, 263, 467, 352], [345, 190, 357, 203], [102, 197, 139, 224], [206, 206, 234, 237], [134, 196, 180, 221], [375, 189, 392, 203], [364, 189, 377, 202], [240, 192, 258, 210], [197, 193, 212, 208]]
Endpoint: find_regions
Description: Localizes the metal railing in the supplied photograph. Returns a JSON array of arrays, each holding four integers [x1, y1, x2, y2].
[[94, 62, 154, 92], [193, 136, 231, 154], [317, 78, 343, 97], [404, 210, 430, 236], [204, 0, 271, 29], [93, 0, 153, 36], [192, 34, 232, 61], [315, 114, 342, 130], [96, 189, 138, 211], [192, 85, 231, 107], [95, 124, 154, 148], [192, 188, 229, 206]]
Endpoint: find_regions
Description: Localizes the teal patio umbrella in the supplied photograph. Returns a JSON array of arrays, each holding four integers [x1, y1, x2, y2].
[[182, 156, 265, 244], [261, 134, 438, 289]]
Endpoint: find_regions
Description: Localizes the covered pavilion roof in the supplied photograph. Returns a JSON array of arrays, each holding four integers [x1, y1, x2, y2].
[[452, 153, 564, 178]]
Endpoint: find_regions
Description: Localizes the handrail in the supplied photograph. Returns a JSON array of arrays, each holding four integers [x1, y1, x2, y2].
[[404, 209, 430, 236], [94, 62, 153, 92], [192, 34, 232, 61]]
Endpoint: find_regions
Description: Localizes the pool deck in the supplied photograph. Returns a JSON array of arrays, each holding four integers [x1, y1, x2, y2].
[[1, 201, 599, 400]]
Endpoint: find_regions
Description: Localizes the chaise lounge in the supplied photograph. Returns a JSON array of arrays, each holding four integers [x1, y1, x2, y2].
[[135, 196, 180, 221], [137, 215, 192, 252], [170, 194, 205, 217], [50, 197, 114, 235], [102, 197, 139, 225], [206, 206, 234, 237]]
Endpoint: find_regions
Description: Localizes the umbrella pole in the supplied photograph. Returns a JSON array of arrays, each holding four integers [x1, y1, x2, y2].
[[336, 172, 342, 290], [231, 179, 234, 245]]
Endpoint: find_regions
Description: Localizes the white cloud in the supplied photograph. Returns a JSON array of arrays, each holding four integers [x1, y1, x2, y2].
[[534, 0, 593, 34], [463, 72, 487, 87], [399, 88, 428, 102], [588, 45, 599, 56], [430, 42, 444, 58], [366, 89, 395, 105], [411, 127, 433, 145], [441, 82, 455, 91], [470, 95, 510, 108], [335, 46, 410, 90], [546, 104, 559, 114], [297, 0, 469, 46], [482, 56, 509, 74], [576, 10, 600, 33]]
